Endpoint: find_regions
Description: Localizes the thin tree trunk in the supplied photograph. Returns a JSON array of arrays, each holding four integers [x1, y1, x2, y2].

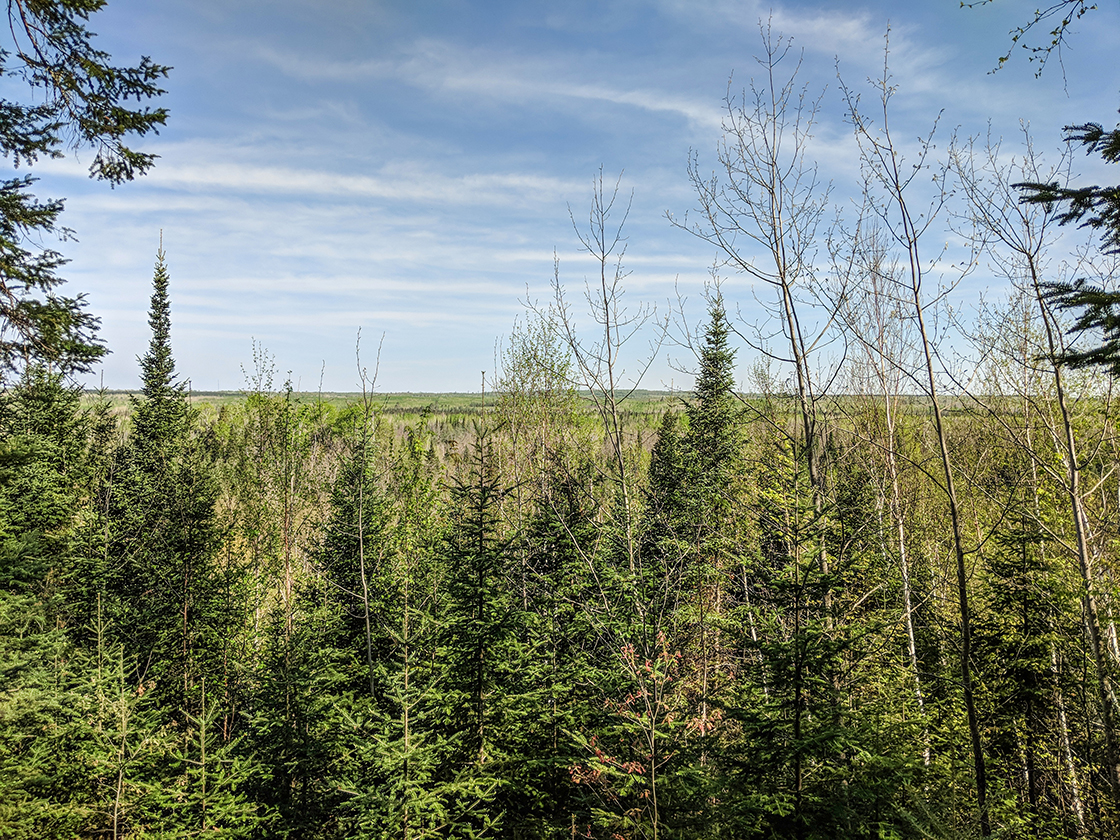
[[113, 647, 127, 840], [883, 391, 929, 765], [911, 239, 989, 839], [200, 676, 207, 832], [845, 75, 990, 832], [403, 570, 411, 840], [1033, 273, 1120, 808], [1052, 641, 1087, 832]]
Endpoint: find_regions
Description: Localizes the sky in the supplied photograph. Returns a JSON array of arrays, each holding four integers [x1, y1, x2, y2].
[[15, 0, 1120, 393]]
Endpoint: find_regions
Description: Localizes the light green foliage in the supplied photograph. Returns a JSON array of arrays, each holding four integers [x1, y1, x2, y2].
[[0, 580, 171, 839], [11, 358, 1120, 838]]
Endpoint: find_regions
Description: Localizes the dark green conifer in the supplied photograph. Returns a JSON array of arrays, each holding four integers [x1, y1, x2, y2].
[[102, 246, 259, 835], [644, 292, 741, 543], [140, 246, 178, 396], [644, 410, 691, 542], [0, 369, 108, 837], [131, 245, 189, 459], [685, 292, 740, 488], [0, 0, 169, 380], [438, 424, 521, 837], [105, 245, 219, 705]]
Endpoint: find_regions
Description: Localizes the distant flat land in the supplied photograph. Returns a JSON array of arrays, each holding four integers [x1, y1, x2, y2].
[[88, 389, 687, 416]]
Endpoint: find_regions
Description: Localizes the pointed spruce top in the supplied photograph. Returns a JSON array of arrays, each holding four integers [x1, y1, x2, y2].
[[139, 243, 179, 399], [693, 293, 736, 410], [687, 292, 740, 475]]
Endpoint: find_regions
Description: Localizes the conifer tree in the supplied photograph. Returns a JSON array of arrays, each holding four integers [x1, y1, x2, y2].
[[0, 370, 106, 835], [645, 293, 742, 555], [0, 367, 92, 597], [438, 423, 526, 837], [512, 447, 606, 836], [716, 440, 866, 839], [645, 411, 689, 539], [682, 296, 741, 769], [685, 294, 739, 489], [102, 246, 262, 835], [0, 373, 176, 838], [104, 245, 221, 712], [0, 0, 169, 381], [133, 245, 188, 452]]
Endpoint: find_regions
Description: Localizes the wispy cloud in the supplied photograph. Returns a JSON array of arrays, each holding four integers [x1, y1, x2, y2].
[[53, 156, 583, 208], [253, 38, 725, 129], [655, 0, 925, 63], [54, 0, 1120, 392]]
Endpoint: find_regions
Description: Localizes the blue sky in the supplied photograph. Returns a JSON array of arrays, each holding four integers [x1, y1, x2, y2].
[[20, 0, 1120, 392]]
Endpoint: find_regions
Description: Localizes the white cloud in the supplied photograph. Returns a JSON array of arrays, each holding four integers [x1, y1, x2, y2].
[[94, 159, 582, 207], [253, 35, 725, 130]]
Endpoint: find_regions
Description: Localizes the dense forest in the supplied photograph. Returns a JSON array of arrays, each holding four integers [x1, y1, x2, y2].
[[7, 218, 1120, 839], [5, 1, 1120, 839]]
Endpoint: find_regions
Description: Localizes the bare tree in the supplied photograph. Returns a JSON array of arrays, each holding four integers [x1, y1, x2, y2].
[[669, 22, 848, 820], [840, 44, 992, 835], [670, 27, 843, 674], [353, 330, 383, 697], [952, 129, 1120, 822], [550, 168, 665, 571], [672, 23, 833, 505], [832, 221, 931, 764]]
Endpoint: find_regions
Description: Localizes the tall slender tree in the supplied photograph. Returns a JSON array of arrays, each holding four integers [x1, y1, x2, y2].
[[104, 245, 220, 711], [676, 292, 742, 746]]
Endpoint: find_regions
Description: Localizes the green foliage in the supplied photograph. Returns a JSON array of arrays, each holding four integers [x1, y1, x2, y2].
[[0, 178, 106, 375], [0, 0, 170, 182], [1020, 118, 1120, 254], [0, 371, 140, 835], [685, 293, 740, 486], [103, 248, 223, 717], [718, 440, 917, 840], [139, 685, 265, 838], [1014, 104, 1120, 376], [0, 585, 87, 838], [5, 363, 1119, 838], [0, 590, 178, 840], [7, 259, 1120, 837], [0, 367, 91, 585], [1032, 277, 1120, 374], [969, 0, 1098, 74], [1014, 113, 1120, 382], [436, 425, 518, 835], [0, 0, 169, 378], [23, 5, 1120, 836]]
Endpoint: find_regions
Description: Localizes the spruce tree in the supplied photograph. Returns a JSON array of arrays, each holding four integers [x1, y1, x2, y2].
[[685, 293, 740, 488], [104, 245, 220, 712], [0, 370, 95, 837], [0, 0, 169, 380], [438, 424, 522, 837], [103, 247, 262, 835], [658, 293, 743, 797], [133, 245, 188, 451], [513, 449, 606, 837], [0, 367, 92, 595], [0, 371, 176, 839], [644, 293, 742, 550], [644, 410, 691, 551]]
